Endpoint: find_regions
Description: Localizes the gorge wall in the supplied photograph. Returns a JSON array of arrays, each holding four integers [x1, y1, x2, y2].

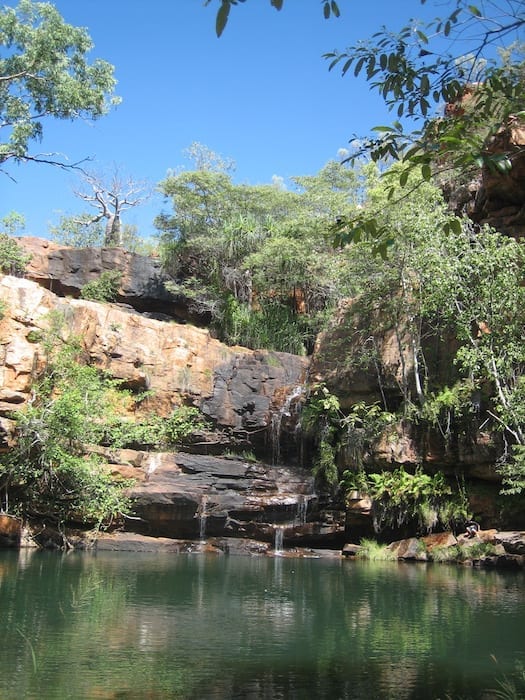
[[0, 243, 345, 548], [0, 237, 518, 548]]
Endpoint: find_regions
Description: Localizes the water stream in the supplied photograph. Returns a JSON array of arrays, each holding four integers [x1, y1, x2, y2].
[[274, 525, 285, 554], [198, 494, 208, 541], [271, 385, 304, 465]]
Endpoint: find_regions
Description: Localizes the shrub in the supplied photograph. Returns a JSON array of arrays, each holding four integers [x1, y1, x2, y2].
[[0, 233, 31, 275], [104, 406, 207, 450], [0, 326, 133, 527], [80, 270, 122, 302], [349, 467, 470, 536], [356, 538, 397, 561]]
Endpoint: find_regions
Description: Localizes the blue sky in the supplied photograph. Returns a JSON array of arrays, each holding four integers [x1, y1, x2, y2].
[[2, 0, 443, 239]]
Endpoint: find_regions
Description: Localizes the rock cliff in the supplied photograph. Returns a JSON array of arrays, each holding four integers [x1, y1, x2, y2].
[[1, 264, 345, 547], [1, 235, 521, 548]]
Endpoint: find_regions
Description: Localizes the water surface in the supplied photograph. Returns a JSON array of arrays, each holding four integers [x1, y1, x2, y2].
[[0, 549, 523, 699]]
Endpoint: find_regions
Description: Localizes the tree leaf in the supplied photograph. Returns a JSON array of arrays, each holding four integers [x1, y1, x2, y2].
[[216, 1, 231, 37], [354, 57, 365, 76], [421, 163, 431, 180], [270, 0, 284, 9]]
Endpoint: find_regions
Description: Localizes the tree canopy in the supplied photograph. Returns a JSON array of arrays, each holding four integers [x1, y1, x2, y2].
[[207, 0, 524, 246], [327, 0, 524, 243], [0, 0, 119, 169], [156, 144, 363, 353]]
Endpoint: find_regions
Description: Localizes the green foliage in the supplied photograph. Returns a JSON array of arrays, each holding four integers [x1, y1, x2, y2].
[[323, 1, 524, 244], [341, 401, 395, 468], [104, 406, 207, 450], [491, 661, 525, 700], [355, 538, 396, 561], [498, 445, 525, 496], [220, 295, 309, 354], [0, 213, 31, 274], [163, 406, 206, 445], [301, 383, 342, 434], [157, 148, 361, 353], [350, 467, 470, 535], [0, 0, 119, 166], [424, 225, 525, 490], [420, 380, 478, 444], [0, 326, 132, 526], [432, 541, 498, 563], [49, 214, 105, 248], [80, 270, 122, 302], [0, 232, 30, 275], [312, 438, 339, 489]]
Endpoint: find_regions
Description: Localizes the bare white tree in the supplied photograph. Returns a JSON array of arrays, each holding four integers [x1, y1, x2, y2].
[[74, 168, 150, 246]]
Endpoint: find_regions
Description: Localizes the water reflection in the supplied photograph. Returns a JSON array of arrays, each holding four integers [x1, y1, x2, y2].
[[0, 550, 523, 699]]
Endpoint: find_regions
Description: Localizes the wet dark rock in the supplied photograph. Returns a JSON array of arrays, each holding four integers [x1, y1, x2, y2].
[[127, 451, 345, 547]]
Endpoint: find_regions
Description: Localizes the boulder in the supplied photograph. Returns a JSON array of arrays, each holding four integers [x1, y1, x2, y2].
[[388, 537, 428, 561], [494, 531, 525, 556]]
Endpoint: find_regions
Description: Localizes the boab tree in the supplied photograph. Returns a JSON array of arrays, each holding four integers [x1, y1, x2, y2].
[[70, 168, 150, 247]]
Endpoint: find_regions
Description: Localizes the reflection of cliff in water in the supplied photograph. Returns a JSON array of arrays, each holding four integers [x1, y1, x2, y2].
[[1, 550, 524, 700]]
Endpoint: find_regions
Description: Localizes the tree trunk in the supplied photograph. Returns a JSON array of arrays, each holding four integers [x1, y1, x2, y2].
[[104, 213, 121, 246]]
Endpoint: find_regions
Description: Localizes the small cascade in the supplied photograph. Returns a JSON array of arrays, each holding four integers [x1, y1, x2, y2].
[[198, 495, 208, 542], [145, 453, 161, 480], [274, 525, 285, 555], [271, 385, 305, 465], [295, 495, 309, 526]]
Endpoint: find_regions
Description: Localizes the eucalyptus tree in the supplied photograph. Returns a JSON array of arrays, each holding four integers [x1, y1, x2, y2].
[[156, 146, 363, 351], [206, 0, 524, 248], [0, 0, 119, 170]]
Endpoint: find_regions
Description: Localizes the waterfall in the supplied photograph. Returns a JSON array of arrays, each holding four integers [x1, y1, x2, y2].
[[145, 453, 161, 480], [274, 526, 285, 554], [271, 385, 305, 465], [295, 495, 309, 526], [198, 495, 208, 542]]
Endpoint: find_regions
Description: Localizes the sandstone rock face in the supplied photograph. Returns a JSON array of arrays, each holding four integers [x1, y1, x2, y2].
[[445, 119, 525, 238], [0, 514, 21, 548], [0, 275, 308, 453], [17, 237, 209, 324], [310, 298, 408, 409], [2, 237, 522, 546], [470, 120, 525, 238], [1, 272, 339, 546]]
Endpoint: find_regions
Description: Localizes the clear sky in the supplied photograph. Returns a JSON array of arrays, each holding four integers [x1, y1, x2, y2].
[[2, 0, 442, 240]]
